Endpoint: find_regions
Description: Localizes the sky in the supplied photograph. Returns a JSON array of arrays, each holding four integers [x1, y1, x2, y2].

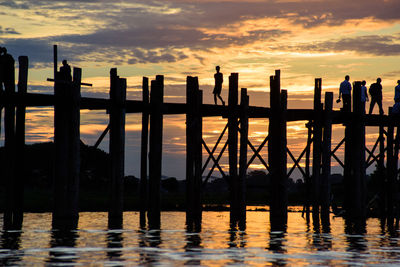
[[1, 0, 400, 179]]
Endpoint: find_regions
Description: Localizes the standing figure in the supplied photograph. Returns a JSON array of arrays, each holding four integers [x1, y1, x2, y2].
[[395, 80, 400, 103], [213, 66, 225, 106], [2, 47, 15, 92], [60, 59, 72, 82], [338, 75, 352, 112], [368, 78, 384, 115], [361, 80, 369, 112]]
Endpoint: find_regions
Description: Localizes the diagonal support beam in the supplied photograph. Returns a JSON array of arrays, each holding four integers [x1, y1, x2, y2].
[[247, 140, 269, 170], [367, 147, 387, 168], [201, 123, 228, 174], [331, 137, 345, 156], [247, 135, 269, 169], [202, 139, 226, 178], [287, 143, 309, 178], [94, 123, 110, 149], [365, 146, 379, 166], [202, 140, 228, 186], [366, 137, 380, 165], [332, 153, 345, 169]]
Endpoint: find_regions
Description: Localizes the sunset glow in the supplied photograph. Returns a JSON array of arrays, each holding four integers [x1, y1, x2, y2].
[[1, 0, 399, 178]]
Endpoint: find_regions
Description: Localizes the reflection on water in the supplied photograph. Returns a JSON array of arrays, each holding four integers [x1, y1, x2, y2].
[[1, 210, 400, 265]]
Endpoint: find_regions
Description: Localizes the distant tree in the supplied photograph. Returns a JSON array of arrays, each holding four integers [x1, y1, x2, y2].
[[162, 177, 179, 193]]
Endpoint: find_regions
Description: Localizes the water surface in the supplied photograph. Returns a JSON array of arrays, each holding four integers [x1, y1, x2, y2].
[[1, 209, 400, 266]]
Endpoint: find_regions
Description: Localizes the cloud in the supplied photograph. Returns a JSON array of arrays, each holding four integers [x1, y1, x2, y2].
[[0, 26, 20, 35], [277, 34, 400, 56], [1, 0, 400, 67]]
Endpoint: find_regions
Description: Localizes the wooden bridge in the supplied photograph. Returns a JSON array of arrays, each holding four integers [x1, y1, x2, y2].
[[1, 45, 399, 232]]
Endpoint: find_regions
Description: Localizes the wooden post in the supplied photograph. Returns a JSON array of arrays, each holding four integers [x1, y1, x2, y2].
[[304, 122, 312, 222], [53, 70, 69, 227], [228, 73, 239, 223], [11, 56, 28, 229], [321, 92, 333, 225], [53, 45, 57, 81], [312, 78, 322, 223], [387, 108, 395, 227], [108, 68, 126, 228], [268, 70, 288, 231], [378, 124, 386, 219], [186, 77, 194, 225], [3, 52, 16, 229], [69, 68, 81, 222], [186, 76, 203, 228], [239, 88, 249, 227], [53, 67, 82, 229], [394, 126, 400, 227], [194, 80, 203, 227], [140, 77, 149, 228], [346, 81, 366, 221], [148, 75, 163, 229], [343, 101, 353, 217]]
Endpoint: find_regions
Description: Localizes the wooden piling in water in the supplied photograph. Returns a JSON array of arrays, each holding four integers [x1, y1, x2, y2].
[[186, 76, 203, 228], [69, 68, 82, 222], [228, 73, 239, 223], [387, 108, 395, 227], [394, 125, 400, 226], [53, 67, 82, 228], [321, 92, 333, 224], [268, 70, 288, 230], [140, 77, 149, 228], [108, 68, 126, 228], [12, 56, 28, 229], [312, 78, 322, 223], [346, 81, 366, 221], [378, 124, 386, 218], [304, 122, 312, 222], [148, 75, 163, 229], [3, 52, 16, 229], [239, 88, 249, 226]]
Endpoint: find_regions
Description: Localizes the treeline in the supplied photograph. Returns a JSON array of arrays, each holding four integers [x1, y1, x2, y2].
[[0, 142, 381, 212]]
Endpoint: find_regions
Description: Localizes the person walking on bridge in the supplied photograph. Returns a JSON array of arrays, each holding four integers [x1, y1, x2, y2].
[[368, 78, 384, 115], [213, 66, 225, 106], [338, 75, 352, 112]]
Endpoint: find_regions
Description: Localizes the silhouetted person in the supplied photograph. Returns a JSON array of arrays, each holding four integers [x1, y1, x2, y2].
[[368, 78, 384, 115], [213, 66, 225, 105], [338, 75, 351, 111], [392, 80, 400, 114], [395, 80, 400, 103], [1, 47, 15, 92], [361, 80, 368, 112], [60, 59, 72, 82]]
